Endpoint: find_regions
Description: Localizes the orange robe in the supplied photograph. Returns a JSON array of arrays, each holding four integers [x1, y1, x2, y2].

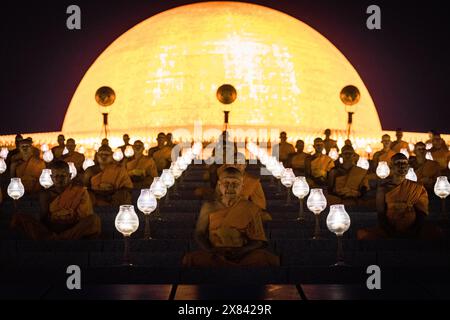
[[90, 164, 133, 206], [290, 153, 307, 175], [357, 180, 442, 240], [182, 200, 279, 267], [310, 154, 334, 180], [63, 152, 85, 173], [412, 159, 440, 190], [15, 157, 46, 193], [328, 166, 370, 206], [431, 149, 449, 171], [374, 149, 396, 164], [151, 146, 172, 173], [272, 142, 295, 163], [391, 140, 409, 153], [126, 156, 158, 188], [10, 185, 101, 240]]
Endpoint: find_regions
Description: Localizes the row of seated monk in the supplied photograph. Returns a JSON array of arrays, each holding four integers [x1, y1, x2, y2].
[[4, 151, 446, 268], [0, 132, 180, 205]]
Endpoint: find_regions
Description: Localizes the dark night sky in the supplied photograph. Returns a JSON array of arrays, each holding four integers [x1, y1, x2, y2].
[[1, 0, 449, 135]]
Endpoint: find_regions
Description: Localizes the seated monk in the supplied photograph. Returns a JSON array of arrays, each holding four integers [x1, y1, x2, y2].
[[216, 163, 268, 214], [305, 137, 335, 187], [51, 134, 66, 160], [149, 132, 172, 174], [10, 138, 46, 194], [62, 138, 85, 173], [183, 167, 279, 267], [324, 129, 339, 155], [272, 131, 295, 167], [126, 140, 158, 188], [357, 153, 443, 240], [288, 140, 308, 176], [390, 129, 410, 154], [409, 142, 440, 190], [84, 145, 133, 206], [10, 160, 101, 240], [327, 145, 371, 207], [430, 133, 449, 172], [372, 134, 396, 170]]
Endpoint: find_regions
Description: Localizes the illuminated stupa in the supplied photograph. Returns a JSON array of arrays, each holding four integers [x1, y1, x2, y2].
[[63, 1, 381, 139]]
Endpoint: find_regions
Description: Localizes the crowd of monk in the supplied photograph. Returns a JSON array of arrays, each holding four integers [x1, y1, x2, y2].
[[0, 128, 449, 268]]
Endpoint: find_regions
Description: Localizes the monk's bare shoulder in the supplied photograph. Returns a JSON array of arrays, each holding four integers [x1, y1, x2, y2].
[[200, 200, 222, 215]]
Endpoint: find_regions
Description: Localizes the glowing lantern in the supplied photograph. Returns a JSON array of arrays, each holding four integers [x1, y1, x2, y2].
[[62, 147, 69, 156], [426, 152, 433, 161], [271, 162, 284, 179], [292, 176, 310, 221], [339, 157, 343, 164], [365, 145, 372, 159], [68, 162, 77, 180], [170, 162, 183, 179], [326, 204, 351, 266], [43, 150, 54, 163], [406, 168, 417, 182], [400, 148, 409, 159], [115, 205, 139, 265], [7, 178, 25, 200], [434, 177, 450, 199], [376, 161, 390, 179], [426, 143, 432, 150], [124, 145, 134, 158], [281, 168, 295, 204], [78, 146, 85, 154], [0, 158, 6, 174], [40, 144, 49, 152], [161, 169, 175, 188], [329, 148, 339, 161], [113, 148, 124, 162], [82, 158, 95, 171], [150, 177, 167, 199], [307, 188, 327, 239], [0, 147, 9, 159], [356, 157, 369, 170], [137, 189, 157, 240], [39, 169, 53, 189]]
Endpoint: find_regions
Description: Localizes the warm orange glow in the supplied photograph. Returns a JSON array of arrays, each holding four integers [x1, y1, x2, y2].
[[62, 1, 382, 138]]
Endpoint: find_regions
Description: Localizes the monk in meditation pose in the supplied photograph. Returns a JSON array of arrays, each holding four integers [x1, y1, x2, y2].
[[272, 131, 295, 167], [372, 134, 396, 169], [119, 134, 131, 152], [323, 129, 339, 155], [430, 133, 449, 172], [51, 134, 66, 160], [409, 142, 440, 190], [10, 138, 46, 194], [84, 145, 133, 206], [390, 129, 410, 154], [327, 145, 370, 207], [149, 132, 172, 174], [126, 140, 158, 188], [183, 167, 279, 267], [288, 140, 308, 176], [305, 138, 335, 187], [10, 160, 101, 240], [357, 153, 443, 240], [62, 138, 85, 173]]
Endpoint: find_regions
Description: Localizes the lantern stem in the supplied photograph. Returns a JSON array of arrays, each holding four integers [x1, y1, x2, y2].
[[336, 234, 345, 265], [285, 187, 291, 205], [297, 198, 305, 222], [123, 235, 131, 266], [441, 198, 447, 218], [313, 214, 322, 240], [346, 112, 354, 139], [102, 113, 109, 139], [223, 111, 230, 132], [144, 215, 152, 240], [13, 199, 18, 213], [155, 200, 162, 221]]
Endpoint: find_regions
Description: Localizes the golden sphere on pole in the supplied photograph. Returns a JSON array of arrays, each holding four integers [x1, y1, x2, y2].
[[95, 86, 116, 107], [340, 85, 360, 106], [216, 84, 237, 105]]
